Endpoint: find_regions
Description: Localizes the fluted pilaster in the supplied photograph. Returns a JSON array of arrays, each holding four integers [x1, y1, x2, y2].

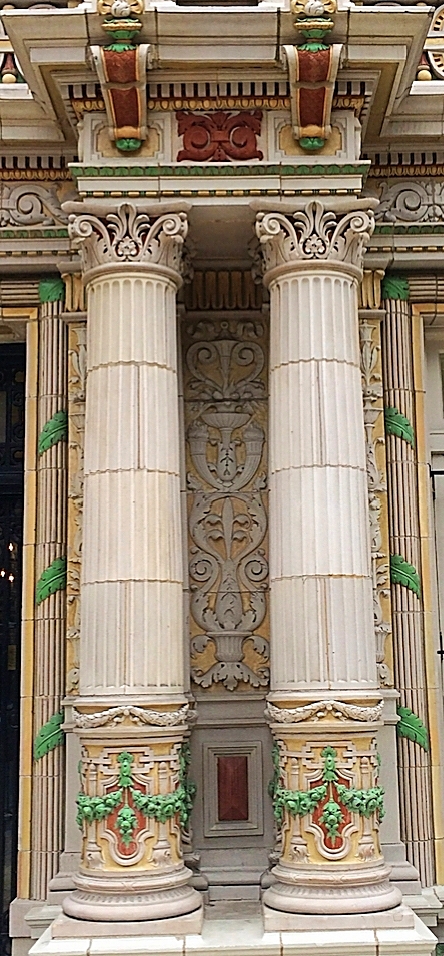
[[255, 201, 400, 925], [31, 281, 67, 901], [381, 280, 435, 886], [59, 201, 202, 927]]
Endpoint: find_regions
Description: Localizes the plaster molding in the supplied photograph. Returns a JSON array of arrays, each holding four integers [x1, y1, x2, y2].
[[265, 700, 384, 724]]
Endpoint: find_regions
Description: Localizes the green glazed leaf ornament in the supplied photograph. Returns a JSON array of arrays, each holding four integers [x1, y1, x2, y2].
[[397, 707, 429, 751], [390, 554, 421, 598], [384, 407, 415, 447], [36, 555, 67, 605], [38, 276, 65, 303], [34, 711, 64, 760], [38, 409, 68, 456], [381, 275, 410, 301]]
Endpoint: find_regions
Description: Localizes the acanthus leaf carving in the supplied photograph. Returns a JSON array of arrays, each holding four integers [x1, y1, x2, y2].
[[255, 201, 375, 273], [67, 203, 188, 275]]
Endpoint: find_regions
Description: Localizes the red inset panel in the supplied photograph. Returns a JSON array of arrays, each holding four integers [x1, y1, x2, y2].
[[109, 87, 140, 130], [298, 86, 327, 131], [217, 754, 249, 822]]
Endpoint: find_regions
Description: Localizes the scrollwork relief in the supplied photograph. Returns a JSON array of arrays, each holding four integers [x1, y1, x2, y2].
[[373, 180, 444, 224], [0, 183, 69, 228], [184, 319, 269, 691]]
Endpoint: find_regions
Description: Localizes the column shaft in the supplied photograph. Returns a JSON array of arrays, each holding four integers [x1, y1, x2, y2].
[[269, 270, 375, 692], [81, 273, 184, 696]]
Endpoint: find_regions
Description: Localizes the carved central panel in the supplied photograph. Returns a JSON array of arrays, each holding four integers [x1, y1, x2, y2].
[[183, 317, 269, 692]]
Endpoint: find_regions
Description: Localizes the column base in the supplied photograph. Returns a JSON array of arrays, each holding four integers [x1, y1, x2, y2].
[[62, 867, 202, 923], [262, 860, 402, 916]]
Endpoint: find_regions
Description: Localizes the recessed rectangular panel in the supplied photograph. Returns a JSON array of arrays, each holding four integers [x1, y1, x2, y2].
[[217, 754, 249, 822]]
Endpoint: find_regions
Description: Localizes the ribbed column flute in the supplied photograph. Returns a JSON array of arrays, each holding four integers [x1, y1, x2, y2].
[[31, 278, 67, 901], [255, 200, 401, 926], [61, 201, 202, 926], [381, 277, 434, 886]]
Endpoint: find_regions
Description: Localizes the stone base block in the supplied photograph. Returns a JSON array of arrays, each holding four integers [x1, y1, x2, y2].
[[263, 902, 415, 932], [29, 910, 436, 956], [52, 908, 203, 938]]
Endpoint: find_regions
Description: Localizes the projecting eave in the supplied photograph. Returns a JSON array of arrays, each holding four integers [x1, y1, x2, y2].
[[0, 0, 434, 146]]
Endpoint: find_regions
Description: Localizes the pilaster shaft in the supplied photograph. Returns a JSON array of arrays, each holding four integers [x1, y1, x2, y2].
[[381, 279, 435, 886], [31, 279, 68, 901], [255, 201, 401, 923], [59, 202, 202, 925]]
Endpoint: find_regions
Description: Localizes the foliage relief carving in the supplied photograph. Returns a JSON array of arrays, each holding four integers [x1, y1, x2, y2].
[[185, 319, 269, 691]]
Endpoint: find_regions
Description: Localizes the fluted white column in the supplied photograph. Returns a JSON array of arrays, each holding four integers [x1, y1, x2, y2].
[[81, 272, 184, 696], [269, 270, 375, 691], [256, 201, 401, 926], [58, 201, 202, 928]]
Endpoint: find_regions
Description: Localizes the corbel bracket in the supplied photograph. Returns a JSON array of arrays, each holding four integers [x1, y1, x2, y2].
[[283, 0, 342, 151], [92, 0, 150, 153]]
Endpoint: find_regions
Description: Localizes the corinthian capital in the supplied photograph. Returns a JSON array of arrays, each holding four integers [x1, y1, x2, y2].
[[67, 202, 188, 279], [255, 200, 375, 276]]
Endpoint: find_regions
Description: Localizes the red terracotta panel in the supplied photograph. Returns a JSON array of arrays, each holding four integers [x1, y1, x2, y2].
[[217, 754, 249, 822]]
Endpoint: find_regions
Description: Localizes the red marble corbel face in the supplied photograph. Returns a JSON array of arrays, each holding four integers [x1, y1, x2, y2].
[[92, 41, 149, 152], [283, 0, 342, 152], [284, 42, 342, 151], [176, 110, 263, 162], [92, 0, 149, 154]]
